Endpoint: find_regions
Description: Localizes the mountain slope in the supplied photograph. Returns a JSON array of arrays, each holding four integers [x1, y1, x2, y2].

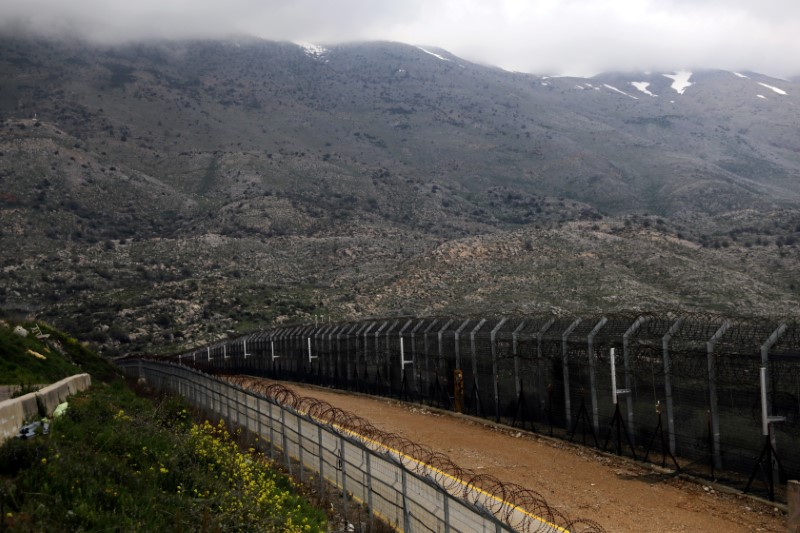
[[1, 35, 799, 354]]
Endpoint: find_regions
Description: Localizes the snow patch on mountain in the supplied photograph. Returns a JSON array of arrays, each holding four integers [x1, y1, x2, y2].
[[733, 72, 749, 79], [295, 42, 328, 60], [663, 71, 693, 95], [603, 84, 638, 100], [631, 82, 657, 97], [417, 47, 450, 61], [757, 82, 787, 95], [757, 94, 767, 99]]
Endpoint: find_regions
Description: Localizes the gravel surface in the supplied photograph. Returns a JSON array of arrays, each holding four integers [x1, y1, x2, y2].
[[240, 378, 787, 533]]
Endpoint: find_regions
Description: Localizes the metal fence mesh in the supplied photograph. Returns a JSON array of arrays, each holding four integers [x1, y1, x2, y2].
[[118, 360, 607, 533], [175, 312, 800, 503]]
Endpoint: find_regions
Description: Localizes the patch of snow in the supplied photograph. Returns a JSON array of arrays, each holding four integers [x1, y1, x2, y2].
[[663, 71, 693, 95], [574, 84, 585, 90], [541, 82, 549, 86], [295, 42, 328, 60], [757, 94, 767, 99], [603, 84, 639, 100], [417, 47, 450, 61], [631, 81, 657, 97], [733, 72, 749, 79], [757, 82, 787, 95]]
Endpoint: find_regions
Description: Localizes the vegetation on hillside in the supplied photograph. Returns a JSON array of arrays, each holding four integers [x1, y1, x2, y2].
[[0, 381, 327, 532], [0, 319, 329, 531], [1, 37, 799, 356], [0, 319, 117, 385]]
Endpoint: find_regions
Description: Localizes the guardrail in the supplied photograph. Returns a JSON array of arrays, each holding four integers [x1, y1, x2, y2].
[[117, 359, 605, 533]]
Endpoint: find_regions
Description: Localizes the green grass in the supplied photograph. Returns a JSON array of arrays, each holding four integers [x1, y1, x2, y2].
[[0, 381, 327, 532], [0, 320, 117, 385]]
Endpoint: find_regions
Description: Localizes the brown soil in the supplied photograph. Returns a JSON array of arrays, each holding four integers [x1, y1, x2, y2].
[[242, 378, 787, 533]]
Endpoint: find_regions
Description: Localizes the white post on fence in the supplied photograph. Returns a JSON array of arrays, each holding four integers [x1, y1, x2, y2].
[[308, 337, 317, 365], [207, 346, 212, 362], [243, 339, 251, 359], [401, 337, 414, 372], [610, 348, 630, 402]]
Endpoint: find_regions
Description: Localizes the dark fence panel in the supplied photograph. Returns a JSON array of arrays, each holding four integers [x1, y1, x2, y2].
[[179, 312, 800, 502]]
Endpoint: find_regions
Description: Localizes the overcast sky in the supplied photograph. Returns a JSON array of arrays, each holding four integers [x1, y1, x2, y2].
[[2, 0, 799, 78]]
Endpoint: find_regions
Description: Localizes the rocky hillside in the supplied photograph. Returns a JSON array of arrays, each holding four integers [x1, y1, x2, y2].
[[1, 35, 798, 355]]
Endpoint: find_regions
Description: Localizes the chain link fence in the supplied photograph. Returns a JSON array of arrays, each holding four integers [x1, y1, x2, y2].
[[118, 359, 605, 533], [176, 312, 800, 503]]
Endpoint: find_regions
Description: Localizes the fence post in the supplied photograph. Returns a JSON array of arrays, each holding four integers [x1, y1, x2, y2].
[[512, 321, 526, 402], [789, 480, 800, 533], [491, 318, 508, 422], [401, 468, 411, 532], [339, 436, 348, 517], [281, 409, 291, 474], [662, 318, 683, 455], [297, 416, 304, 482], [444, 491, 451, 533], [470, 319, 487, 415], [335, 326, 343, 383], [537, 319, 555, 420], [437, 319, 454, 376], [422, 320, 438, 395], [366, 448, 374, 531], [622, 315, 648, 443], [327, 325, 338, 380], [707, 320, 732, 471], [587, 317, 608, 434], [318, 426, 325, 497], [454, 320, 470, 370], [561, 318, 582, 428], [410, 320, 425, 395], [362, 322, 377, 382], [384, 321, 400, 390], [762, 323, 788, 479], [269, 401, 275, 460]]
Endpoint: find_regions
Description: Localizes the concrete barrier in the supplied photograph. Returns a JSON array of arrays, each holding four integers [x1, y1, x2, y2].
[[790, 480, 800, 533], [0, 374, 92, 443]]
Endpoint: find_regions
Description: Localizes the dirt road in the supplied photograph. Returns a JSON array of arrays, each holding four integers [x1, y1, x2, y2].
[[242, 378, 787, 532]]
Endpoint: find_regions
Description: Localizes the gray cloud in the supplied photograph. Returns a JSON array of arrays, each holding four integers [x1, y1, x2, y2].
[[1, 0, 798, 77]]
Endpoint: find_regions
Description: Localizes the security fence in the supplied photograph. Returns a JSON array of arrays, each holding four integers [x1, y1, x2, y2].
[[174, 312, 800, 502], [118, 359, 605, 533]]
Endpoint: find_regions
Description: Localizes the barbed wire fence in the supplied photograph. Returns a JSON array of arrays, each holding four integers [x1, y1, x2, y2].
[[117, 359, 606, 533], [172, 311, 800, 504]]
